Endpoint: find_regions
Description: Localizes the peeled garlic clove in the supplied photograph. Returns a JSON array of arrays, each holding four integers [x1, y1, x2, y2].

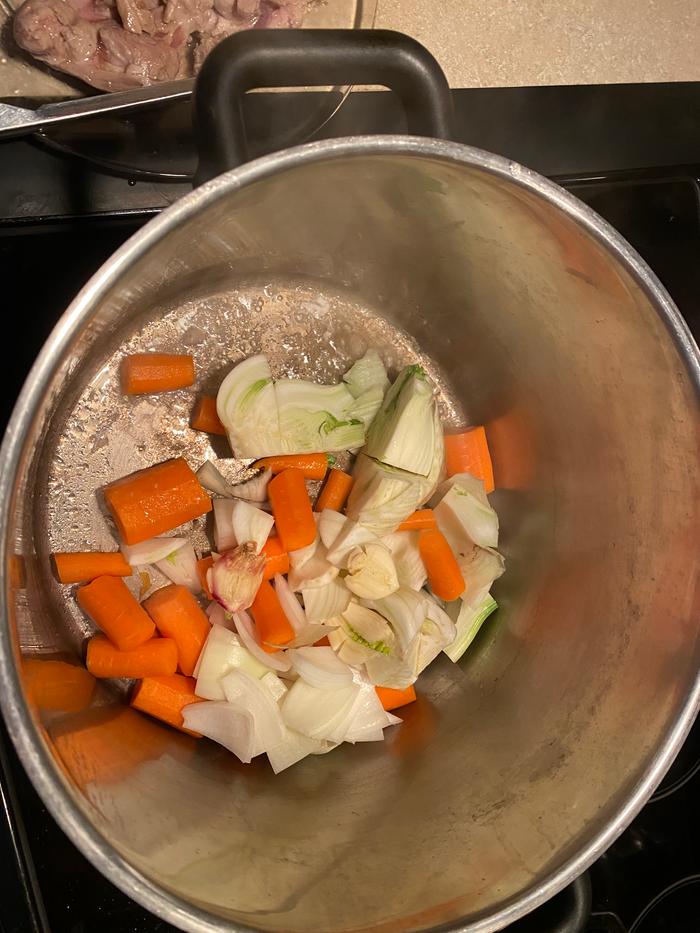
[[210, 542, 265, 613], [345, 543, 399, 599]]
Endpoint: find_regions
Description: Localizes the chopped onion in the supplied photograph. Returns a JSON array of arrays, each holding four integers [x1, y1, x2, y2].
[[221, 668, 286, 755], [288, 537, 338, 590], [382, 531, 427, 591], [121, 536, 187, 566], [301, 579, 351, 623], [325, 516, 380, 569], [274, 573, 307, 633], [233, 610, 291, 672], [213, 499, 236, 552], [155, 541, 201, 593], [281, 679, 361, 742], [261, 671, 288, 702], [231, 468, 271, 503], [266, 728, 331, 774], [344, 675, 400, 743], [210, 543, 264, 613], [182, 701, 255, 762], [317, 509, 347, 550], [364, 637, 420, 690], [288, 647, 354, 689], [281, 624, 337, 649], [197, 460, 235, 498], [195, 625, 268, 700], [231, 499, 274, 554], [345, 542, 399, 599]]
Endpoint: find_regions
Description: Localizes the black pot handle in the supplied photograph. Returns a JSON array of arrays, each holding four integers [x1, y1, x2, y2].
[[194, 29, 453, 183]]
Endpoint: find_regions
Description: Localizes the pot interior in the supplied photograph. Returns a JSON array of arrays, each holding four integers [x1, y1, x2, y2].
[[4, 144, 700, 932]]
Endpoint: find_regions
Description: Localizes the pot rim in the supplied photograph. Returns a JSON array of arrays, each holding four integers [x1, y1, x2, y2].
[[1, 135, 699, 933]]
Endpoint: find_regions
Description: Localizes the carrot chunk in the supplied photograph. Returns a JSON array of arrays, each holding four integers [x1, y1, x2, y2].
[[268, 469, 316, 552], [121, 353, 194, 395], [191, 395, 226, 435], [23, 658, 96, 713], [397, 509, 437, 532], [418, 529, 465, 601], [142, 584, 211, 677], [103, 457, 212, 545], [250, 580, 295, 652], [261, 536, 289, 581], [131, 674, 205, 734], [86, 636, 178, 679], [315, 468, 354, 512], [77, 575, 155, 651], [53, 551, 132, 584], [254, 453, 330, 481], [375, 684, 417, 711], [444, 426, 495, 492]]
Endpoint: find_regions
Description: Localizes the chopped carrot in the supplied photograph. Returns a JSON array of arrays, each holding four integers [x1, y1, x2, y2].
[[444, 426, 495, 492], [250, 580, 295, 652], [77, 575, 155, 651], [268, 469, 316, 552], [261, 536, 289, 580], [191, 395, 226, 435], [254, 453, 330, 481], [23, 658, 96, 713], [196, 556, 214, 599], [131, 674, 205, 735], [397, 509, 437, 532], [375, 684, 417, 711], [142, 584, 211, 677], [418, 529, 465, 601], [315, 468, 354, 512], [120, 353, 194, 395], [86, 636, 178, 679], [103, 457, 212, 545], [313, 635, 331, 647], [53, 551, 132, 584]]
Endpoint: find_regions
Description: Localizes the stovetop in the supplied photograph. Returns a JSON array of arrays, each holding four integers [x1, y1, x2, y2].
[[1, 82, 700, 933]]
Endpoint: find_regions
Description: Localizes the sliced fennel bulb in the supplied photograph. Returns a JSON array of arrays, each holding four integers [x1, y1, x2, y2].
[[275, 378, 365, 454], [217, 355, 282, 458], [345, 455, 431, 535], [444, 593, 498, 662], [365, 365, 436, 475], [431, 473, 498, 550], [345, 543, 399, 599], [342, 350, 389, 399], [348, 386, 385, 429], [382, 531, 427, 591]]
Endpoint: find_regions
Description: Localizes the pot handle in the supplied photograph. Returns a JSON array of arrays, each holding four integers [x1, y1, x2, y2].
[[194, 29, 452, 183]]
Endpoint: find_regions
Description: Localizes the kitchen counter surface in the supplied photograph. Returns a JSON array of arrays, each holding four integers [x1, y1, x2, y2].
[[375, 0, 700, 87]]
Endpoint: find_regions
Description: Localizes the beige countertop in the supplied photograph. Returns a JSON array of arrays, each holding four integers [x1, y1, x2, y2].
[[375, 0, 700, 87]]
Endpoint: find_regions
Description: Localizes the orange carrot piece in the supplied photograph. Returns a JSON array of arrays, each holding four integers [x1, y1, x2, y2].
[[196, 556, 214, 599], [121, 353, 194, 395], [261, 536, 289, 581], [142, 584, 211, 677], [86, 636, 178, 679], [313, 635, 331, 647], [250, 580, 295, 652], [268, 469, 316, 552], [397, 509, 437, 532], [53, 551, 132, 584], [444, 426, 495, 493], [191, 395, 226, 435], [315, 468, 354, 512], [130, 674, 204, 734], [254, 453, 330, 481], [418, 529, 465, 601], [103, 457, 212, 545], [375, 684, 417, 712], [23, 658, 96, 713], [77, 575, 155, 651]]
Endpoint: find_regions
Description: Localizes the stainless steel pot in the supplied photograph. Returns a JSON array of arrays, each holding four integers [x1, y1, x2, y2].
[[1, 30, 699, 933]]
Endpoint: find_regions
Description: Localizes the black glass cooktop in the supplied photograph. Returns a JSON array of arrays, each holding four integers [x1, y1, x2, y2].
[[1, 82, 699, 933]]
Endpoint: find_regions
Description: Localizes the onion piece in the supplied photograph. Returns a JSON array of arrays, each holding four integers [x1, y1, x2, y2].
[[281, 679, 360, 742], [195, 625, 268, 700], [288, 537, 338, 591], [121, 536, 187, 566], [345, 543, 399, 599], [261, 671, 288, 702], [231, 499, 274, 555], [233, 610, 291, 672], [210, 543, 264, 613], [182, 701, 254, 762], [213, 499, 236, 552], [317, 508, 346, 550], [221, 669, 286, 755], [231, 469, 272, 503], [155, 541, 201, 593], [301, 579, 351, 623], [325, 517, 380, 569], [266, 728, 331, 774], [288, 647, 354, 689], [273, 573, 307, 633], [197, 460, 235, 498]]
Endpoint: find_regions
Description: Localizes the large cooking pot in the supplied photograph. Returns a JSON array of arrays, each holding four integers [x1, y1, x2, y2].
[[1, 30, 699, 933]]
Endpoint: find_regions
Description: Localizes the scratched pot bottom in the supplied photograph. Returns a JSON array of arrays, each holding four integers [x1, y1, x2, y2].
[[38, 278, 463, 672]]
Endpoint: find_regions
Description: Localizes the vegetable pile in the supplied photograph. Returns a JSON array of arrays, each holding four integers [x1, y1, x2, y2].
[[51, 349, 505, 772]]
